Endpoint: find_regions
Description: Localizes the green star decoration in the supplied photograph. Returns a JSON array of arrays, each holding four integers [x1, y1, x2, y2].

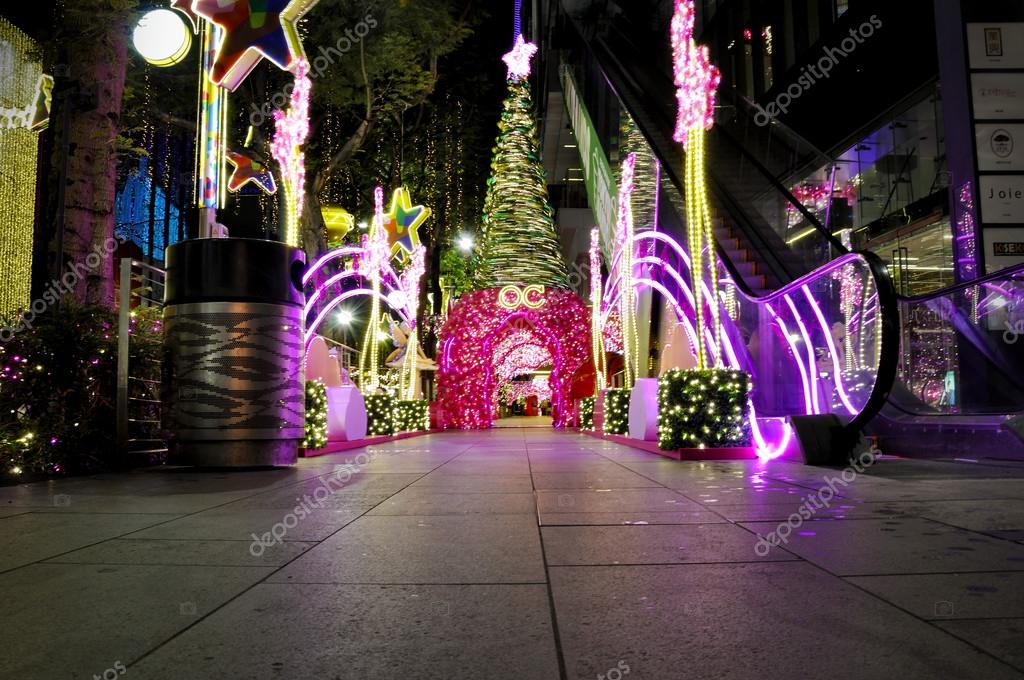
[[383, 187, 431, 260]]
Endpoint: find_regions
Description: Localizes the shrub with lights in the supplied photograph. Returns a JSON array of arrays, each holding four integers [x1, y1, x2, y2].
[[394, 399, 429, 432], [580, 397, 595, 431], [0, 304, 163, 478], [365, 394, 395, 436], [302, 380, 328, 450], [603, 388, 630, 435], [658, 368, 751, 450]]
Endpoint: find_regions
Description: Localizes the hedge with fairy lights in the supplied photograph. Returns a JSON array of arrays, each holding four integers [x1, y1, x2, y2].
[[603, 388, 630, 436], [395, 400, 429, 432], [658, 368, 751, 450], [580, 397, 595, 431], [0, 304, 164, 478], [302, 381, 328, 450], [365, 394, 395, 436]]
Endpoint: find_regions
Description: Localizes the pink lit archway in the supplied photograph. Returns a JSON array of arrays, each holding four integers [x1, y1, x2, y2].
[[437, 287, 591, 429]]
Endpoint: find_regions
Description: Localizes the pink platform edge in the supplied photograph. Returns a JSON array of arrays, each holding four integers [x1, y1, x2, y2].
[[300, 430, 437, 458]]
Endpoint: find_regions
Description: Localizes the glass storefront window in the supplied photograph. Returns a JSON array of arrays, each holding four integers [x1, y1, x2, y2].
[[862, 218, 955, 296], [787, 88, 948, 258]]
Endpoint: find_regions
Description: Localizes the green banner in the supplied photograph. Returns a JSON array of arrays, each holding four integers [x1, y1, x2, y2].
[[560, 64, 617, 262]]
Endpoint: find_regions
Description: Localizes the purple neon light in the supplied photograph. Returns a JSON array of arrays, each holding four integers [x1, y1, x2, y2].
[[783, 294, 821, 414], [765, 302, 813, 415], [305, 271, 412, 324], [303, 247, 364, 286], [602, 230, 892, 459], [719, 329, 794, 458], [801, 285, 858, 415], [305, 288, 395, 348]]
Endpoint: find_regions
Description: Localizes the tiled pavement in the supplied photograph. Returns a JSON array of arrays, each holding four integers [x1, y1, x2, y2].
[[2, 430, 1024, 679]]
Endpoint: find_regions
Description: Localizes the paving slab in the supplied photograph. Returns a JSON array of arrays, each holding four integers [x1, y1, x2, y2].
[[742, 517, 1024, 575], [549, 562, 1024, 680], [269, 514, 547, 584]]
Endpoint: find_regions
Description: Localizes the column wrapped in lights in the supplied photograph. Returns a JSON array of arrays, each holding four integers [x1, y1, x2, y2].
[[358, 187, 389, 393], [616, 153, 640, 387], [589, 227, 607, 394], [671, 0, 722, 369], [270, 58, 311, 248], [399, 245, 426, 400]]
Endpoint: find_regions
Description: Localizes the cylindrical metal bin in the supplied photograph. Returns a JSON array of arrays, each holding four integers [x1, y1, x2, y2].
[[164, 238, 306, 467]]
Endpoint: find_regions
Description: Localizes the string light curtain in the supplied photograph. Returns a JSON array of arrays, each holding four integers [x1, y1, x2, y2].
[[0, 18, 43, 319]]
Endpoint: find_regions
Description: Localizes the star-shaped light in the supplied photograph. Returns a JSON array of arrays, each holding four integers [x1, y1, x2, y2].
[[382, 187, 431, 259], [193, 0, 320, 91], [225, 150, 277, 194], [170, 0, 200, 32], [502, 35, 538, 81]]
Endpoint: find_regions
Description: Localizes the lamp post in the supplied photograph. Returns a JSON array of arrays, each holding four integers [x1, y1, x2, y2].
[[132, 7, 224, 239]]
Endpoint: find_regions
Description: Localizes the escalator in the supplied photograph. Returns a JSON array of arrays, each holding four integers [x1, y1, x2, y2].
[[556, 0, 1024, 458]]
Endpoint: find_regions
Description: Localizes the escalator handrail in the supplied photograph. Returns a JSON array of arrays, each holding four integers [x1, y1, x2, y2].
[[657, 242, 902, 435], [897, 262, 1024, 304]]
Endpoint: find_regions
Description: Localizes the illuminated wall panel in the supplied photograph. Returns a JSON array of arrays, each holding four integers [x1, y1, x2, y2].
[[0, 18, 42, 319]]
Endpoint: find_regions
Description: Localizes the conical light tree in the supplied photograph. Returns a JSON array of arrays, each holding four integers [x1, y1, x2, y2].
[[476, 36, 569, 290]]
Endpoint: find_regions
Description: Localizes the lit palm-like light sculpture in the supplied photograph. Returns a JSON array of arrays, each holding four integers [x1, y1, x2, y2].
[[671, 0, 722, 369]]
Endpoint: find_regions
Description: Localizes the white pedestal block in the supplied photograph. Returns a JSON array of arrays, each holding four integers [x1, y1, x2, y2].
[[629, 378, 660, 441], [306, 336, 342, 387], [326, 386, 368, 442]]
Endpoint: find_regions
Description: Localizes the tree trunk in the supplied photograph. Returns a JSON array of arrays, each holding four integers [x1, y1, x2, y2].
[[56, 9, 131, 306], [301, 191, 327, 262]]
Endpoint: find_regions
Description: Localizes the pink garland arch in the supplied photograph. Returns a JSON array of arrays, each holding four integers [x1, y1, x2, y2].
[[437, 287, 591, 429]]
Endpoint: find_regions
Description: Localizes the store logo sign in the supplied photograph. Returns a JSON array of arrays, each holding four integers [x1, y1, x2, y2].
[[498, 285, 545, 309], [991, 129, 1014, 158]]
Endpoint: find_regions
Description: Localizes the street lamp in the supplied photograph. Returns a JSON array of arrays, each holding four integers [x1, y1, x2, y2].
[[456, 233, 474, 253], [335, 308, 355, 346], [131, 6, 226, 239]]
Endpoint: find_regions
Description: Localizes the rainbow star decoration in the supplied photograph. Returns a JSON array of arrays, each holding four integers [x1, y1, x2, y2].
[[225, 150, 277, 194], [502, 34, 538, 81], [382, 187, 431, 259], [170, 0, 200, 32], [192, 0, 320, 91]]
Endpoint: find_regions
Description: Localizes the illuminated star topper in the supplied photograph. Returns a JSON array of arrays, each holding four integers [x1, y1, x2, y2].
[[383, 187, 431, 260], [225, 150, 277, 194], [502, 34, 538, 81], [192, 0, 320, 91], [670, 0, 721, 147]]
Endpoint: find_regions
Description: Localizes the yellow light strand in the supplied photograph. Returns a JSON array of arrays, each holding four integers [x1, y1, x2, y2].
[[0, 18, 42, 318]]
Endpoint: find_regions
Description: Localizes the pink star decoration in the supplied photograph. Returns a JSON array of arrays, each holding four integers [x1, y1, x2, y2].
[[671, 0, 721, 147], [502, 35, 538, 81]]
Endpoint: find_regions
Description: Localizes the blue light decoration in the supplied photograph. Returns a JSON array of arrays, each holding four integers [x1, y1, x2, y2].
[[114, 156, 185, 262]]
